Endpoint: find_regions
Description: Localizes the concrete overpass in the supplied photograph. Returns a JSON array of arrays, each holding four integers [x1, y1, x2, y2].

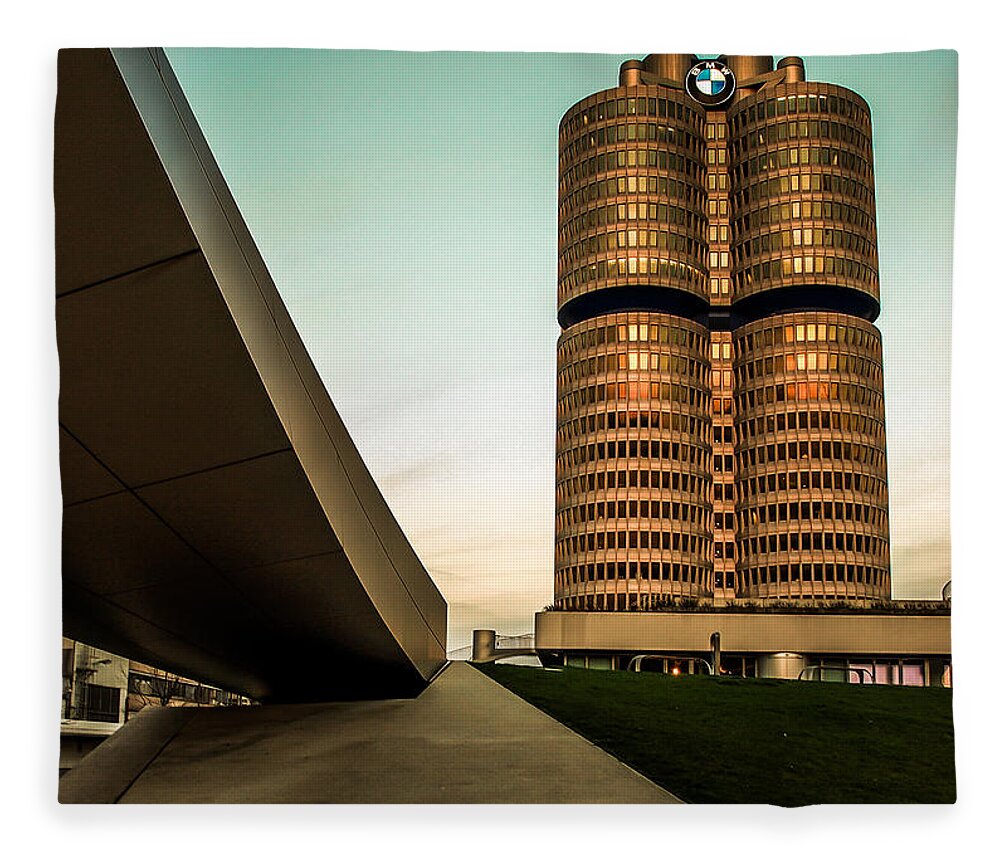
[[56, 48, 448, 703]]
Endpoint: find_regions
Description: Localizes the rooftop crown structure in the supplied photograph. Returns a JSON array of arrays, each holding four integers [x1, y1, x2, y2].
[[554, 54, 889, 610]]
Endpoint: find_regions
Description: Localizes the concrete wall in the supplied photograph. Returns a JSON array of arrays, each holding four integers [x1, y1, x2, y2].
[[535, 610, 951, 657]]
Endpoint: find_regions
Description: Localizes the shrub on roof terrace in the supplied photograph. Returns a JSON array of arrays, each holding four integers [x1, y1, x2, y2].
[[541, 599, 949, 615]]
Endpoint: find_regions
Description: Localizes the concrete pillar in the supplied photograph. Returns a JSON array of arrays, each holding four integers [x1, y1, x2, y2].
[[719, 55, 774, 81], [710, 631, 721, 676], [926, 658, 948, 688], [757, 652, 807, 680], [619, 60, 644, 86], [471, 629, 496, 663], [777, 56, 805, 83], [642, 54, 698, 83], [721, 54, 775, 100]]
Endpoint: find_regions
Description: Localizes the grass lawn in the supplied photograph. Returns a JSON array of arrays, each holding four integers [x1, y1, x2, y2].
[[478, 663, 955, 805]]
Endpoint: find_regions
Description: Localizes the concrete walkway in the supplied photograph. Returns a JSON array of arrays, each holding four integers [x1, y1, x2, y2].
[[60, 662, 679, 803]]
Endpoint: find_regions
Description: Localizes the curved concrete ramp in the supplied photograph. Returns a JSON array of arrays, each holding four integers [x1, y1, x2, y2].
[[56, 48, 446, 701], [59, 663, 678, 803]]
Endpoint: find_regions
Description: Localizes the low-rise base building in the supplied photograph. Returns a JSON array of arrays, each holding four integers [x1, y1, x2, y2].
[[531, 604, 951, 686]]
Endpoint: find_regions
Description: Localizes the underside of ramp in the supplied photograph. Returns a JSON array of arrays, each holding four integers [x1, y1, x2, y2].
[[56, 48, 447, 702]]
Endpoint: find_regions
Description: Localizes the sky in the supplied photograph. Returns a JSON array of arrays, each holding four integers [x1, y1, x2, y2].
[[166, 49, 957, 650]]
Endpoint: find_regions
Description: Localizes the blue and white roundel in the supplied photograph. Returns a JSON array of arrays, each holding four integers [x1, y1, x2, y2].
[[685, 60, 736, 105], [695, 66, 728, 96]]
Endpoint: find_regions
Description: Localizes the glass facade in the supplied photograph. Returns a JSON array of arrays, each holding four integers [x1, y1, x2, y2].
[[554, 55, 890, 609]]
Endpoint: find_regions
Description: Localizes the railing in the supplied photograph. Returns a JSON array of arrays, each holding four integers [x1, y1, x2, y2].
[[798, 665, 874, 684], [627, 654, 714, 674], [470, 630, 538, 664]]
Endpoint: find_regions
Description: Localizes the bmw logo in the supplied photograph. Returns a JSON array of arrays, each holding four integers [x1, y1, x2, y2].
[[685, 61, 737, 106]]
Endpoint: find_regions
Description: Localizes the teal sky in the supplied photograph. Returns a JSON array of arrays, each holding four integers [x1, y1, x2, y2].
[[166, 49, 957, 649]]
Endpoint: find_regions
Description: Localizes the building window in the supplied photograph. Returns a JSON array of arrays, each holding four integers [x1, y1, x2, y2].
[[79, 683, 121, 723]]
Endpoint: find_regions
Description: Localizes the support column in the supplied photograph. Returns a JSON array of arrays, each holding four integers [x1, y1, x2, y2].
[[926, 658, 948, 688], [471, 630, 496, 663]]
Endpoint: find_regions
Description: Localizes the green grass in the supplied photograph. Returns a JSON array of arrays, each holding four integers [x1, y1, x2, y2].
[[479, 664, 955, 805]]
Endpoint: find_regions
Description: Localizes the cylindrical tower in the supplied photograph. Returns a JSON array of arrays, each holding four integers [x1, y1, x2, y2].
[[553, 55, 890, 610], [554, 312, 713, 609], [732, 312, 890, 600], [557, 82, 710, 328], [728, 82, 879, 320], [554, 76, 714, 610], [728, 74, 889, 603]]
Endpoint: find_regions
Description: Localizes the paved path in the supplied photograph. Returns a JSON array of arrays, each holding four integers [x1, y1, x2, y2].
[[60, 662, 679, 803]]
